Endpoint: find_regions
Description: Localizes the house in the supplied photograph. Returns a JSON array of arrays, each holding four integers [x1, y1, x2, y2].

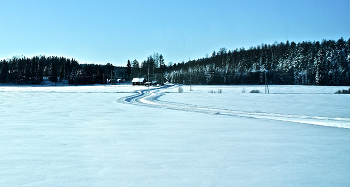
[[132, 78, 145, 86]]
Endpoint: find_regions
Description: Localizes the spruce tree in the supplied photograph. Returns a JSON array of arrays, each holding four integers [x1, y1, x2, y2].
[[131, 59, 140, 78], [0, 61, 9, 83], [126, 60, 132, 81]]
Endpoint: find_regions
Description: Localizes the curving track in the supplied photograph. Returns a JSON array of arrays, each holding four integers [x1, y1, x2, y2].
[[118, 84, 350, 129]]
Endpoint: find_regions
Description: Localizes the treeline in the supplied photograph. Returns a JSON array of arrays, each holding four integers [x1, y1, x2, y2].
[[129, 53, 166, 84], [2, 38, 349, 86], [166, 38, 350, 86], [0, 55, 126, 85]]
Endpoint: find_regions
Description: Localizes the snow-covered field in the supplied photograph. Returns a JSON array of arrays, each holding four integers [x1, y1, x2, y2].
[[0, 84, 349, 186]]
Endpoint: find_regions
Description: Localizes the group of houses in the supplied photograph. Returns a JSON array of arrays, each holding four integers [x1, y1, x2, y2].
[[131, 78, 158, 86]]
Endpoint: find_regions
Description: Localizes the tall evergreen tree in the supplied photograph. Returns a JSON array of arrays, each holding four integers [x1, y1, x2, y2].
[[50, 56, 58, 83], [0, 60, 9, 83], [131, 59, 140, 78], [159, 54, 165, 84], [126, 60, 132, 81]]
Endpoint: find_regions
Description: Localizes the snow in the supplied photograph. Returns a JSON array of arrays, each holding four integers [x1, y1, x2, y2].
[[157, 85, 350, 126], [0, 84, 349, 186], [132, 78, 145, 83]]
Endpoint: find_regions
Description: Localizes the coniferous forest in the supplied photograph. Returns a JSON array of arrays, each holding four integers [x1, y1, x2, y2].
[[167, 38, 350, 86], [0, 37, 349, 86], [0, 56, 126, 85]]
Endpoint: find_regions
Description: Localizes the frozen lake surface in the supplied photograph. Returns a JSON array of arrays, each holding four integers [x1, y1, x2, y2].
[[0, 84, 349, 186]]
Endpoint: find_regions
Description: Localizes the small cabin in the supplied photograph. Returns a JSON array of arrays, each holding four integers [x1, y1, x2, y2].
[[132, 78, 146, 86]]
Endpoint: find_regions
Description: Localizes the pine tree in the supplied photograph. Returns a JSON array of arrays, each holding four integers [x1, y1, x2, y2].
[[131, 59, 140, 78], [0, 60, 9, 83], [159, 54, 165, 84], [126, 60, 132, 81], [50, 56, 58, 83]]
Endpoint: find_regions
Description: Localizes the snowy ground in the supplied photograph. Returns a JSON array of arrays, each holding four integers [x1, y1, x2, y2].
[[0, 84, 349, 186]]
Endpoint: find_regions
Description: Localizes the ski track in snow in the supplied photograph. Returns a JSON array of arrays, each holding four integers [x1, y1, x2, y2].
[[118, 85, 350, 129]]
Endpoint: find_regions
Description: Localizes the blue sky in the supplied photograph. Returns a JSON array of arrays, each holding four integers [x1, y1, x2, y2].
[[1, 0, 349, 66]]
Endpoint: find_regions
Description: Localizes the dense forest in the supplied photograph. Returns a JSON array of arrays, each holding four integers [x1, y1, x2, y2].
[[166, 38, 350, 86], [1, 38, 349, 86], [0, 55, 126, 85]]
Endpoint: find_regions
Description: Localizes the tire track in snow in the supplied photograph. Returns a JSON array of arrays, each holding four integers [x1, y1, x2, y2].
[[118, 85, 350, 129]]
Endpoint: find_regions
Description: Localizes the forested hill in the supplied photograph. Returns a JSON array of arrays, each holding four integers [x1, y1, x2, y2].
[[166, 38, 350, 86]]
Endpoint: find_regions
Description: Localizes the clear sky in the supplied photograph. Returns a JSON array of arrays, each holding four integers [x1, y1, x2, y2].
[[1, 0, 349, 66]]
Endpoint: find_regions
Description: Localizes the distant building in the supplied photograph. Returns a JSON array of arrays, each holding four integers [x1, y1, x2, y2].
[[132, 78, 145, 86]]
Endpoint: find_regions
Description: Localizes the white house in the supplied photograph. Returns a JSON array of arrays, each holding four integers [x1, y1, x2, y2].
[[132, 78, 145, 86]]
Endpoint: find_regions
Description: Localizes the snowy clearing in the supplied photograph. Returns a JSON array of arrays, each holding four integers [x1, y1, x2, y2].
[[0, 84, 349, 186], [130, 85, 350, 129]]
